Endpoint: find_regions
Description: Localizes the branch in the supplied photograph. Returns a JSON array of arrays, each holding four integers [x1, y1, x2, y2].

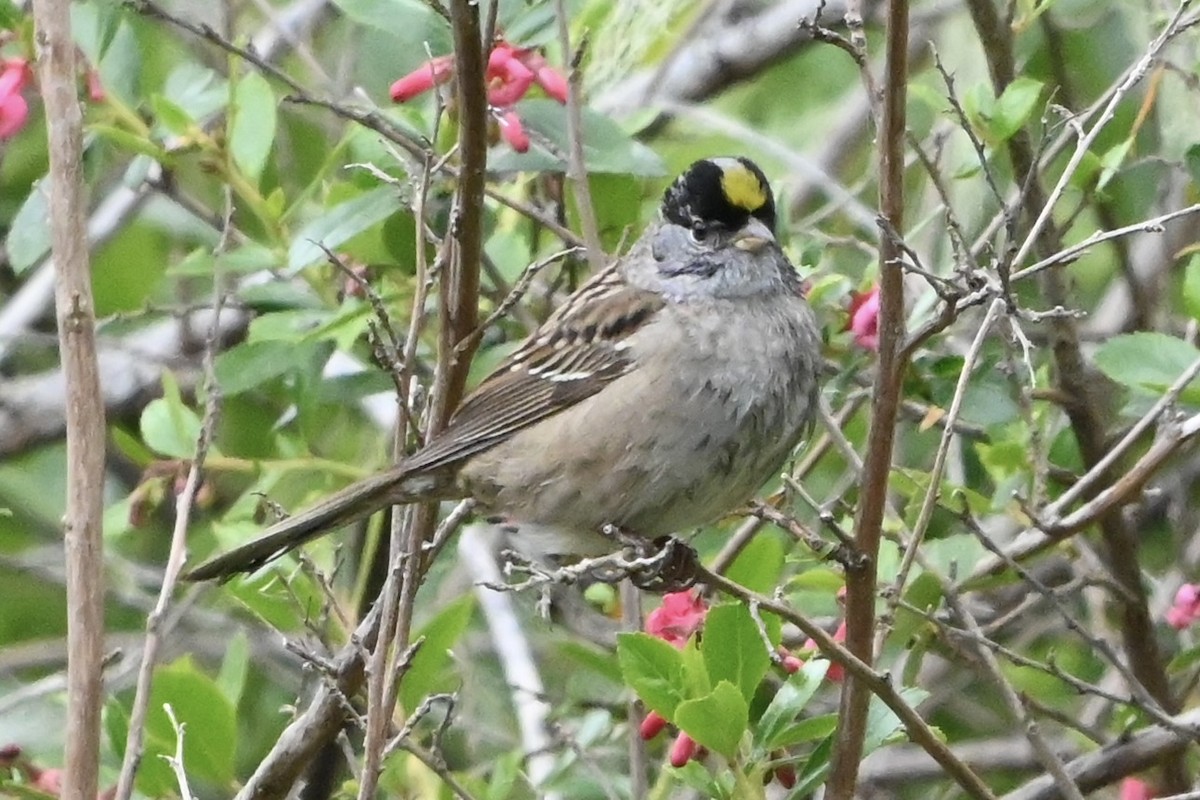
[[30, 0, 108, 796], [1000, 706, 1200, 800], [828, 0, 909, 796]]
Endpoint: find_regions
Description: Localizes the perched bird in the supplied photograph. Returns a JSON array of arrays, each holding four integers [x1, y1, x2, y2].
[[186, 156, 822, 582]]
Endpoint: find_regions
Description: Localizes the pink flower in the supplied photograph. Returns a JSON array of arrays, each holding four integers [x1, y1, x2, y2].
[[509, 47, 569, 103], [801, 620, 848, 682], [645, 590, 708, 648], [777, 646, 804, 674], [0, 58, 31, 139], [668, 733, 698, 768], [390, 54, 455, 102], [639, 710, 668, 740], [847, 285, 880, 351], [1167, 583, 1200, 630], [85, 69, 105, 103], [486, 44, 535, 107], [1120, 777, 1157, 800], [497, 109, 529, 152], [390, 41, 568, 152]]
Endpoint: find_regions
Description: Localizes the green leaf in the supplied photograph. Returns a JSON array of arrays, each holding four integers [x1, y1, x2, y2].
[[991, 77, 1044, 141], [484, 750, 522, 800], [616, 632, 688, 718], [144, 657, 238, 788], [489, 99, 667, 176], [725, 533, 786, 595], [288, 186, 404, 273], [0, 0, 21, 28], [215, 339, 321, 396], [792, 735, 834, 796], [229, 71, 277, 183], [864, 689, 926, 753], [673, 681, 748, 759], [162, 62, 228, 122], [223, 562, 315, 631], [1184, 143, 1200, 188], [1093, 332, 1200, 401], [701, 603, 771, 702], [6, 182, 50, 274], [1182, 255, 1200, 323], [139, 375, 203, 458], [150, 94, 197, 136], [964, 77, 1043, 145], [672, 759, 728, 798], [105, 695, 131, 760], [89, 123, 166, 159], [401, 595, 476, 710], [755, 660, 830, 751], [332, 0, 450, 54], [1096, 137, 1133, 192], [216, 630, 250, 706], [765, 713, 839, 749]]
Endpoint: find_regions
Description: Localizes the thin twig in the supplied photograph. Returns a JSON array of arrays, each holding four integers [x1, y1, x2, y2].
[[114, 211, 227, 800]]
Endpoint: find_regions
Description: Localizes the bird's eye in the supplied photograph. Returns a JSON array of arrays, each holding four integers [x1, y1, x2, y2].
[[690, 221, 709, 243]]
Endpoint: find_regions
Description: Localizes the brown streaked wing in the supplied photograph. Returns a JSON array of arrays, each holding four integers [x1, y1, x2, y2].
[[403, 267, 665, 473]]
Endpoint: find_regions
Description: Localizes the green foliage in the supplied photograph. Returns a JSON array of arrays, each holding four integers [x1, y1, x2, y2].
[[5, 0, 1200, 796]]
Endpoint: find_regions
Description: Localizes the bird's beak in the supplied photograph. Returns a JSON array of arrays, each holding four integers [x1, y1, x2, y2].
[[732, 218, 776, 253]]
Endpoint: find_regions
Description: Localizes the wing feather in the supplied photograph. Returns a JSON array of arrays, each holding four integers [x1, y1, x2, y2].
[[404, 264, 664, 473]]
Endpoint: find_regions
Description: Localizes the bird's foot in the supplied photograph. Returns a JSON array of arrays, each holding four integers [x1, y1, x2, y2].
[[596, 526, 700, 592]]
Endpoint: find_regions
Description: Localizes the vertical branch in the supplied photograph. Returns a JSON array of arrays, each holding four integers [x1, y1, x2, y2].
[[827, 0, 909, 798], [433, 0, 487, 423], [360, 4, 488, 790], [30, 1, 107, 798], [554, 0, 604, 271]]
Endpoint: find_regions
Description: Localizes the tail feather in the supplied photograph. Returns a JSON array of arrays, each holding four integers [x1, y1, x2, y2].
[[184, 465, 461, 582]]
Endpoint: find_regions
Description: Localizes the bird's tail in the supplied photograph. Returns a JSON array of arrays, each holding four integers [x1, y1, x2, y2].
[[184, 465, 460, 582]]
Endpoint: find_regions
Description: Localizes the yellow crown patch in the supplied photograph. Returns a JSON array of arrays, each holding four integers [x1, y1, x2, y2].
[[719, 163, 768, 214]]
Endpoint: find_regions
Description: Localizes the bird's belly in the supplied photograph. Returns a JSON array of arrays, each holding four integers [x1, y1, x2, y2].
[[459, 335, 813, 558]]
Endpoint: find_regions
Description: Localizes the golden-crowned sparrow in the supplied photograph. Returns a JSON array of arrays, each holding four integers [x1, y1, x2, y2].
[[186, 156, 822, 581]]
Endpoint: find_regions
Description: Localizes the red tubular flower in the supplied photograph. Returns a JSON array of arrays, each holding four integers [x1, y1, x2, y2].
[[1167, 583, 1200, 630], [511, 48, 569, 102], [485, 44, 535, 107], [645, 590, 708, 648], [389, 40, 569, 153], [0, 58, 31, 139], [668, 733, 698, 768], [389, 54, 455, 102], [801, 620, 847, 682], [1120, 777, 1157, 800], [85, 69, 105, 102], [497, 109, 529, 152], [776, 646, 804, 674], [639, 710, 668, 740], [773, 763, 797, 789], [846, 285, 880, 351]]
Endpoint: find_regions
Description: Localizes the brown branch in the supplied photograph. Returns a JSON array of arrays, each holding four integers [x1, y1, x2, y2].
[[963, 0, 1190, 791], [701, 569, 997, 800], [114, 286, 224, 800], [1001, 706, 1200, 800], [827, 0, 909, 796], [30, 0, 109, 795]]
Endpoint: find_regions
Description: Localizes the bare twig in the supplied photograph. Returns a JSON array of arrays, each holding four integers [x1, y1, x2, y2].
[[1009, 1, 1195, 271], [554, 0, 603, 270], [115, 235, 226, 800], [155, 705, 197, 800]]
